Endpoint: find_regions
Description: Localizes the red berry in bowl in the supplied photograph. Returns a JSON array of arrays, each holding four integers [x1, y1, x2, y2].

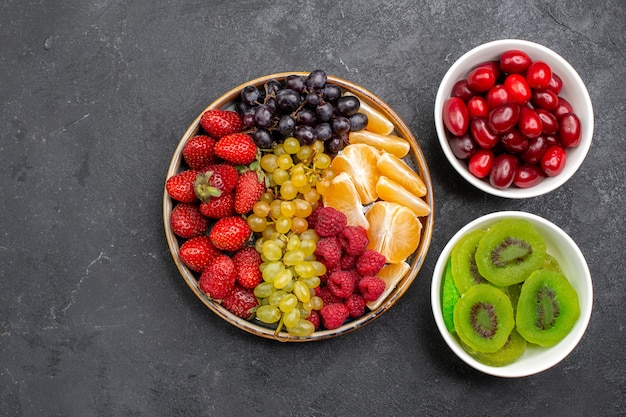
[[517, 107, 543, 139], [536, 109, 559, 135], [501, 129, 529, 154], [449, 134, 478, 159], [504, 74, 532, 105], [451, 79, 473, 102], [520, 136, 548, 165], [558, 113, 582, 147], [468, 149, 494, 179], [540, 145, 567, 176], [467, 66, 497, 92], [471, 117, 499, 149], [488, 101, 520, 134], [499, 50, 531, 74], [513, 164, 545, 188], [467, 95, 489, 118], [486, 84, 512, 109], [443, 97, 469, 136], [489, 153, 519, 189], [526, 61, 552, 90]]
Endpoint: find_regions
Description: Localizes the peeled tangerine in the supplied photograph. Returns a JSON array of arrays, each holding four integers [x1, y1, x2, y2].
[[348, 130, 410, 158], [330, 143, 380, 205], [318, 172, 369, 229], [366, 261, 410, 311], [376, 152, 427, 197], [376, 176, 431, 217], [365, 201, 422, 264]]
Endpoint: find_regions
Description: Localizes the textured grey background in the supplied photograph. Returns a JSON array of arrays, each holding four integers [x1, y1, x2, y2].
[[1, 0, 625, 416]]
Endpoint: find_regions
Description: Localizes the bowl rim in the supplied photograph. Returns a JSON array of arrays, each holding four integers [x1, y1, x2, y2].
[[430, 210, 593, 377], [434, 39, 594, 199], [164, 72, 435, 341]]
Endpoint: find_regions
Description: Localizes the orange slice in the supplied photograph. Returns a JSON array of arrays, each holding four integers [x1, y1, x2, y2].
[[318, 172, 369, 229], [330, 143, 380, 205], [365, 201, 422, 264], [345, 92, 395, 135], [376, 176, 431, 217], [377, 152, 427, 197], [348, 130, 410, 158], [366, 261, 411, 311]]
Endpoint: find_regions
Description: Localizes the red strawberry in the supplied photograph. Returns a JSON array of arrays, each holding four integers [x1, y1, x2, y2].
[[166, 170, 199, 203], [170, 203, 207, 239], [183, 135, 217, 170], [199, 109, 243, 139], [222, 284, 259, 319], [214, 133, 258, 165], [209, 216, 251, 252], [198, 255, 236, 299], [179, 235, 222, 273], [199, 192, 235, 219], [193, 164, 239, 202], [234, 170, 265, 214], [233, 246, 263, 288]]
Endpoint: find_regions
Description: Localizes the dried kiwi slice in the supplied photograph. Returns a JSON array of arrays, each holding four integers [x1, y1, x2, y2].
[[541, 253, 563, 273], [460, 328, 527, 367], [453, 284, 515, 353], [516, 269, 580, 347], [475, 219, 546, 286], [442, 257, 461, 332], [451, 229, 489, 293]]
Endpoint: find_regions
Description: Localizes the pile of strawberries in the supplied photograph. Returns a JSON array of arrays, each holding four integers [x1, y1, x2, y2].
[[310, 207, 388, 330], [166, 109, 265, 318]]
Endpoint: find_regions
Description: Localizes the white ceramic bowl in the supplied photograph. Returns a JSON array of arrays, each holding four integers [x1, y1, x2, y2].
[[431, 211, 593, 377], [434, 39, 594, 198]]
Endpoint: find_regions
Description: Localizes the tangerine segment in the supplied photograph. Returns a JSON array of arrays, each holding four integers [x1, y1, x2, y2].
[[348, 130, 410, 158], [344, 92, 395, 135], [376, 152, 427, 197], [318, 172, 369, 229], [366, 261, 411, 311], [330, 143, 380, 205], [365, 201, 422, 264], [376, 176, 431, 217]]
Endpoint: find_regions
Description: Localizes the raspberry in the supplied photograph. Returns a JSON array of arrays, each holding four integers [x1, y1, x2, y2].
[[314, 236, 342, 268], [320, 303, 349, 330], [317, 286, 342, 306], [356, 249, 386, 277], [341, 226, 369, 256], [345, 293, 367, 318], [358, 276, 386, 302], [327, 271, 355, 298], [340, 253, 358, 270], [307, 203, 323, 229], [314, 207, 347, 237], [307, 309, 321, 330]]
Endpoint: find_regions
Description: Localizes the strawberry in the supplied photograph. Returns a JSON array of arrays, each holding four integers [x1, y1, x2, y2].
[[222, 284, 258, 319], [199, 192, 235, 219], [166, 170, 199, 203], [199, 109, 243, 139], [183, 135, 217, 170], [198, 255, 236, 299], [234, 170, 265, 214], [179, 235, 222, 273], [214, 133, 258, 165], [233, 246, 263, 289], [209, 216, 251, 252], [170, 203, 208, 239], [193, 164, 239, 202]]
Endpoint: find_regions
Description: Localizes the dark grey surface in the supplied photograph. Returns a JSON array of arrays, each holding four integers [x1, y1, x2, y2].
[[1, 1, 625, 416]]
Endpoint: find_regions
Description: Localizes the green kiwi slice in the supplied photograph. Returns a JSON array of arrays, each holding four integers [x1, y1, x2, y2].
[[541, 253, 563, 273], [453, 284, 515, 353], [451, 229, 489, 293], [460, 328, 528, 367], [441, 257, 461, 332], [516, 269, 580, 347], [475, 219, 546, 286]]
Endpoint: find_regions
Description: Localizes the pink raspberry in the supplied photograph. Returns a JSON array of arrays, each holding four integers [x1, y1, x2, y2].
[[307, 309, 321, 330], [340, 254, 358, 270], [356, 249, 386, 277], [320, 303, 349, 330], [314, 207, 347, 237], [315, 236, 342, 268], [317, 286, 342, 306], [327, 271, 355, 299], [341, 226, 369, 256], [358, 276, 386, 302], [345, 293, 367, 318]]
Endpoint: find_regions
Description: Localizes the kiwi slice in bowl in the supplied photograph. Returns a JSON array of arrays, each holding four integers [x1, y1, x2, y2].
[[451, 229, 489, 293], [516, 269, 581, 347], [460, 328, 527, 367], [475, 219, 546, 286], [453, 284, 515, 353], [541, 253, 563, 273], [441, 257, 461, 332]]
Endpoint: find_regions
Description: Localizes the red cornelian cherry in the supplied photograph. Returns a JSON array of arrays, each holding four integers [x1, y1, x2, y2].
[[470, 117, 499, 149], [499, 50, 531, 74], [486, 84, 512, 109], [541, 145, 567, 176], [443, 97, 469, 136], [558, 113, 582, 147], [468, 149, 494, 178], [517, 107, 542, 139], [514, 164, 545, 188], [504, 74, 532, 105], [526, 61, 552, 90], [467, 96, 489, 118]]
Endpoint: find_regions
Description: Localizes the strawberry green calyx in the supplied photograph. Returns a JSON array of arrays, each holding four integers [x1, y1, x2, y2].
[[194, 170, 221, 202]]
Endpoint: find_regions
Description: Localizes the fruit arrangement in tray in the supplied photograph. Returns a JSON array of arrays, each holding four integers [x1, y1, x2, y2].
[[164, 70, 433, 340]]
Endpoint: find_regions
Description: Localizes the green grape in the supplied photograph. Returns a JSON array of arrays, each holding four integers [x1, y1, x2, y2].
[[253, 200, 271, 217], [283, 137, 300, 154], [293, 198, 313, 218], [273, 269, 293, 289], [262, 225, 278, 240], [310, 261, 327, 276], [260, 154, 278, 172], [256, 305, 281, 323], [291, 217, 308, 234], [300, 276, 321, 289], [268, 289, 287, 305], [273, 168, 290, 185], [247, 214, 267, 233], [254, 238, 264, 253], [296, 145, 312, 161], [275, 216, 292, 234], [277, 154, 293, 170], [297, 303, 311, 319], [269, 200, 282, 219], [262, 261, 285, 282], [274, 143, 286, 156], [280, 200, 296, 217], [278, 293, 298, 312], [293, 279, 311, 302], [291, 172, 308, 188], [295, 182, 312, 194], [294, 261, 315, 279], [283, 309, 300, 328], [254, 282, 275, 298], [262, 240, 283, 261], [282, 277, 294, 293], [300, 229, 319, 242], [280, 181, 298, 200], [314, 153, 331, 169], [312, 140, 325, 154], [302, 188, 320, 204], [300, 239, 316, 256], [286, 319, 315, 337], [286, 234, 301, 251], [303, 295, 324, 311], [283, 249, 305, 266], [260, 192, 273, 203]]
